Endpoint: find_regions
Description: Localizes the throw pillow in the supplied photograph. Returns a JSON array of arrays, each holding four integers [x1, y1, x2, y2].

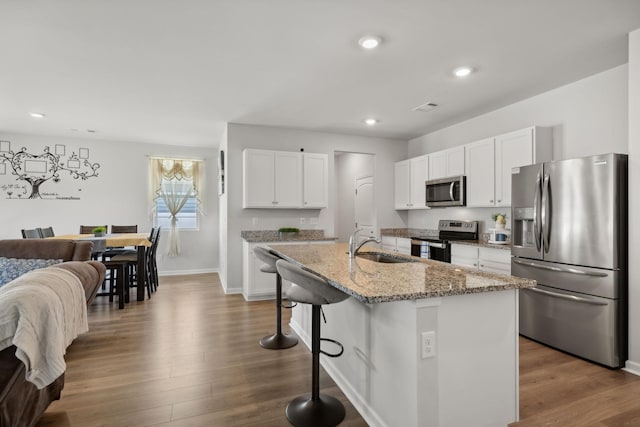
[[0, 257, 64, 287]]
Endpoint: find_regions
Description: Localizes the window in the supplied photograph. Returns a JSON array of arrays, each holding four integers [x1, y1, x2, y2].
[[156, 194, 198, 230]]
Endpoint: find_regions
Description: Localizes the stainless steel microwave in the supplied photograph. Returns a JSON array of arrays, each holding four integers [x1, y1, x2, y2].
[[425, 175, 466, 207]]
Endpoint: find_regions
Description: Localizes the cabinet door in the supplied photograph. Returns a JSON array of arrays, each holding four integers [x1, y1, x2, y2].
[[396, 237, 412, 255], [409, 155, 429, 209], [394, 160, 411, 209], [479, 247, 511, 275], [274, 152, 302, 208], [495, 128, 534, 207], [243, 149, 275, 208], [303, 153, 328, 208], [451, 244, 479, 269], [465, 138, 495, 207], [428, 151, 448, 180], [446, 146, 465, 177]]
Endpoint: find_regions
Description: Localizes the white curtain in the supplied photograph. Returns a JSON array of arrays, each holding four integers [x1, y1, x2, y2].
[[149, 158, 204, 256]]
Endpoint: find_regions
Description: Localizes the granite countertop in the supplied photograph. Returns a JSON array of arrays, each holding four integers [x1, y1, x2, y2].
[[269, 243, 534, 304], [380, 228, 512, 251], [241, 229, 337, 243]]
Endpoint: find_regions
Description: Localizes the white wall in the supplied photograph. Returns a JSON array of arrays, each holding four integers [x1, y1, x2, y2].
[[219, 124, 407, 294], [406, 64, 629, 234], [335, 152, 375, 243], [626, 29, 640, 373], [0, 132, 219, 275]]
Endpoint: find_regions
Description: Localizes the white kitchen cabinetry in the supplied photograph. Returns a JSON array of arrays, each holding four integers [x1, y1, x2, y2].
[[464, 126, 552, 208], [380, 236, 411, 255], [242, 240, 332, 300], [451, 244, 511, 275], [243, 149, 328, 209], [428, 146, 465, 180], [465, 138, 495, 207], [394, 155, 429, 210], [302, 153, 328, 208]]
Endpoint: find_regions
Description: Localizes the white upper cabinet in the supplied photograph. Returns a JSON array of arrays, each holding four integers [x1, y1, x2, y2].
[[465, 138, 495, 207], [394, 154, 429, 210], [302, 153, 328, 208], [243, 149, 327, 209], [464, 126, 552, 207], [428, 146, 465, 180], [494, 127, 552, 207]]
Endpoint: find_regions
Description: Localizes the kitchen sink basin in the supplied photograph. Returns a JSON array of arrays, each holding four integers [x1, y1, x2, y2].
[[356, 252, 418, 264]]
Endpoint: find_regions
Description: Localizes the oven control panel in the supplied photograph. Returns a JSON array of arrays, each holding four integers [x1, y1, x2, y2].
[[438, 220, 478, 234]]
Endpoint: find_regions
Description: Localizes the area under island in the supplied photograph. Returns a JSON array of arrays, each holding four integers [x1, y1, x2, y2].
[[269, 242, 535, 427]]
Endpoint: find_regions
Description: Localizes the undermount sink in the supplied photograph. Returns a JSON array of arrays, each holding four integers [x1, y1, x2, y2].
[[356, 252, 418, 264]]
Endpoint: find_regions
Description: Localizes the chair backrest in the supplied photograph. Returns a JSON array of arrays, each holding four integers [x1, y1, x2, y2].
[[38, 226, 55, 238], [111, 225, 138, 233], [276, 259, 349, 305], [21, 228, 42, 239], [80, 225, 107, 234], [254, 246, 280, 270]]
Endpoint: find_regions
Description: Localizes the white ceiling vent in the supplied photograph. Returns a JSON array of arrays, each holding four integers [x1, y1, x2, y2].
[[413, 102, 439, 113]]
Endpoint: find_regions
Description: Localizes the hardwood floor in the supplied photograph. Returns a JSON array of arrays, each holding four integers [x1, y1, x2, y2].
[[37, 273, 640, 426]]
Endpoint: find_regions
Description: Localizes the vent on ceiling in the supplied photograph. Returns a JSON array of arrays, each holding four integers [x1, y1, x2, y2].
[[413, 102, 439, 113]]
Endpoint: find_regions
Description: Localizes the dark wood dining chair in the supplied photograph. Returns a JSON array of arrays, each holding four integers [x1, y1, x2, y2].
[[21, 228, 42, 239], [110, 225, 138, 233], [102, 225, 139, 259], [79, 225, 108, 234], [111, 227, 159, 298]]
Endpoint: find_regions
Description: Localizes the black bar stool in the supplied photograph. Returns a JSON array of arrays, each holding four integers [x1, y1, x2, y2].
[[253, 247, 298, 350], [276, 259, 350, 427]]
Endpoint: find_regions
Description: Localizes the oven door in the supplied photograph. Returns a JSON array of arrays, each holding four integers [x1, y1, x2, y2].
[[427, 241, 451, 263]]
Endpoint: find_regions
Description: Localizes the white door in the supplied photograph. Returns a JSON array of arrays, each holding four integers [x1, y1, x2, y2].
[[355, 176, 376, 244]]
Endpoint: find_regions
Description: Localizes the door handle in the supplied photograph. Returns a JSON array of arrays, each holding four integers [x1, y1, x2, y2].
[[526, 287, 608, 306], [541, 173, 551, 252], [533, 173, 541, 252], [449, 182, 455, 201], [512, 259, 608, 277]]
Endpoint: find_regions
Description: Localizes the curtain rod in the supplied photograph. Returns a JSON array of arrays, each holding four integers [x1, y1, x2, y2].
[[147, 156, 205, 162]]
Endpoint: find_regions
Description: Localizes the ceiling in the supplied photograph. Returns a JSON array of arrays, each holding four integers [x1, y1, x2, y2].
[[1, 1, 639, 148]]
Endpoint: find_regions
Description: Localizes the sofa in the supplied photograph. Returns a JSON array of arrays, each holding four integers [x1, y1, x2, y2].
[[0, 239, 106, 427]]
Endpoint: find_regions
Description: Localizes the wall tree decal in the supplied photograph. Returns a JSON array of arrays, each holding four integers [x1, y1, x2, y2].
[[0, 141, 100, 199]]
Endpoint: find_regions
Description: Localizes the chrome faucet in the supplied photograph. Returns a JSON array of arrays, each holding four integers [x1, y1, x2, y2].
[[348, 228, 381, 258]]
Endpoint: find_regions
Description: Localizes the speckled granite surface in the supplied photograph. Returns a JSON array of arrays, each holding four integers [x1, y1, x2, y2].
[[270, 243, 534, 304], [241, 229, 337, 242], [381, 228, 512, 251]]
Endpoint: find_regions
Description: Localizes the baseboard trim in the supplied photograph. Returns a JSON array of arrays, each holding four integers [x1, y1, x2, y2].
[[624, 360, 640, 376], [289, 319, 388, 427], [158, 268, 219, 276]]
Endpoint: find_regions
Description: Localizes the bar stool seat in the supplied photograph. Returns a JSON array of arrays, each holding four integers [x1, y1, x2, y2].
[[253, 247, 298, 350], [276, 259, 350, 427]]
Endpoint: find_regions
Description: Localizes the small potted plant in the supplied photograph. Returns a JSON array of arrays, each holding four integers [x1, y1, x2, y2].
[[491, 213, 507, 230], [278, 227, 300, 239], [92, 226, 107, 237]]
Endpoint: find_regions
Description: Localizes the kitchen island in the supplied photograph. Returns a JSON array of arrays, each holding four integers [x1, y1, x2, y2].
[[270, 243, 535, 427]]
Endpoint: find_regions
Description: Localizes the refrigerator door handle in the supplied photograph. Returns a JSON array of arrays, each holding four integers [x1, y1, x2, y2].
[[533, 173, 542, 252], [541, 173, 551, 252], [527, 287, 608, 306], [449, 182, 455, 201], [512, 258, 609, 277]]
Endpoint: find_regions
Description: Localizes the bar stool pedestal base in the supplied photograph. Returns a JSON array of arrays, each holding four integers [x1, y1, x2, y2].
[[259, 332, 298, 350], [286, 393, 345, 427]]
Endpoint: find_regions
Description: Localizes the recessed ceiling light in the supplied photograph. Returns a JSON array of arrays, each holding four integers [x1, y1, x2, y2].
[[29, 112, 46, 118], [364, 118, 379, 126], [358, 36, 382, 50], [453, 66, 474, 78]]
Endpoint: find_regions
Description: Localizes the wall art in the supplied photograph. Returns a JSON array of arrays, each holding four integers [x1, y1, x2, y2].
[[0, 140, 101, 199]]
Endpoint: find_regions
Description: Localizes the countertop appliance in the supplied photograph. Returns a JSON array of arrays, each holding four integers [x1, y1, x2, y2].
[[411, 220, 478, 262], [511, 153, 628, 368], [425, 175, 466, 207]]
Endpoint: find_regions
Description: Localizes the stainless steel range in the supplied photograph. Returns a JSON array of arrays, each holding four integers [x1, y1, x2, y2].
[[411, 220, 478, 262]]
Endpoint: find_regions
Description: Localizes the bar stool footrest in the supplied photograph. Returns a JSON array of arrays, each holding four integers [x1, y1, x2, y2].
[[319, 338, 344, 358], [285, 393, 346, 427]]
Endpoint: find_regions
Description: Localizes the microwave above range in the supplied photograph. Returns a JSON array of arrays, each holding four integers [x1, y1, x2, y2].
[[425, 175, 466, 207]]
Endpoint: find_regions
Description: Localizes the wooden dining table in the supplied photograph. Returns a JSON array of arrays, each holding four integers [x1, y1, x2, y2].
[[48, 233, 152, 301]]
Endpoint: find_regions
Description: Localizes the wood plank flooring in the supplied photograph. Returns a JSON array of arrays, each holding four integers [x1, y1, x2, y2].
[[37, 273, 640, 426]]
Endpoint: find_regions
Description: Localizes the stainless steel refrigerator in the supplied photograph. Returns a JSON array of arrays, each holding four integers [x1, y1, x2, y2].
[[511, 153, 628, 368]]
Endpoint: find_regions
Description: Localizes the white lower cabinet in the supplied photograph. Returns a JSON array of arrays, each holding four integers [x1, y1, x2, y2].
[[451, 244, 511, 275], [242, 240, 332, 301], [380, 236, 411, 256]]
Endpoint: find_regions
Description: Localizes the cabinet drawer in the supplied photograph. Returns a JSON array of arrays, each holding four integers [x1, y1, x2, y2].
[[451, 244, 478, 259], [396, 237, 411, 251], [381, 236, 396, 246], [479, 247, 511, 264]]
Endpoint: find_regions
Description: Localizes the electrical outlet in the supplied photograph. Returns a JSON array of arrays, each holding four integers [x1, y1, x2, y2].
[[300, 217, 306, 225], [421, 331, 436, 359]]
